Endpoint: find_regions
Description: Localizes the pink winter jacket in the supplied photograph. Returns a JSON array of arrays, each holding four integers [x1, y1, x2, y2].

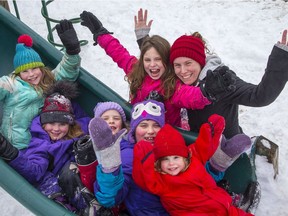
[[97, 34, 211, 126]]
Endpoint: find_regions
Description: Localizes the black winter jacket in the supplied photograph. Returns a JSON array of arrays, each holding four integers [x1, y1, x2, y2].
[[188, 45, 288, 138]]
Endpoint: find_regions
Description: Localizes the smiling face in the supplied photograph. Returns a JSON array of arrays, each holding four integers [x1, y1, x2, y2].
[[160, 155, 186, 176], [135, 120, 161, 144], [19, 67, 43, 86], [173, 57, 202, 85], [43, 122, 69, 141], [100, 109, 123, 135], [143, 47, 166, 80]]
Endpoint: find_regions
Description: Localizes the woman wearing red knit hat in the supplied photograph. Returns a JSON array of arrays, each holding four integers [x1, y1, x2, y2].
[[170, 31, 288, 139]]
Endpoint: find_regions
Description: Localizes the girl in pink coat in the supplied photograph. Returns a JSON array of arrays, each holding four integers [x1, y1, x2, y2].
[[80, 11, 236, 128], [132, 115, 253, 216]]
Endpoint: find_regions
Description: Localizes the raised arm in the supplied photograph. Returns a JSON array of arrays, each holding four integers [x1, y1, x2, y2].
[[89, 117, 128, 207], [80, 11, 137, 74], [134, 8, 153, 48], [53, 20, 81, 81]]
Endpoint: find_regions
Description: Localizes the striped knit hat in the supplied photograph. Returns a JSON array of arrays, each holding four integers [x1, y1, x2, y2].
[[13, 34, 44, 74]]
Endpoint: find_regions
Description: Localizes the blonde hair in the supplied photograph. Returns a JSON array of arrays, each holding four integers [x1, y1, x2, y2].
[[12, 66, 56, 95], [42, 122, 84, 140], [126, 35, 176, 101], [154, 152, 192, 174]]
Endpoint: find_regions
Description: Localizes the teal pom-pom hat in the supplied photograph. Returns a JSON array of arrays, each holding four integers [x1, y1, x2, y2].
[[13, 34, 45, 74]]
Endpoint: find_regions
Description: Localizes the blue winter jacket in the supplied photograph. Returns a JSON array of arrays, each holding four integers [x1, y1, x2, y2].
[[94, 136, 169, 216], [9, 103, 90, 193], [0, 53, 80, 149]]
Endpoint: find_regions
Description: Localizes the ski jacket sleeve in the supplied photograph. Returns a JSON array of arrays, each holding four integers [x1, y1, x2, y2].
[[132, 140, 165, 195], [97, 34, 138, 75], [9, 140, 51, 184], [52, 52, 81, 81], [171, 81, 211, 110], [223, 45, 288, 106]]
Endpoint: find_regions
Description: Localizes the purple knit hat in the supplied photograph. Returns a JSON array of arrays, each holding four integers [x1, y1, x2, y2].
[[93, 101, 126, 122], [128, 99, 165, 143]]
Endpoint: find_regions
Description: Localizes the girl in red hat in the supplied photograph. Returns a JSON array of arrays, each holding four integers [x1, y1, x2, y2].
[[133, 115, 254, 216]]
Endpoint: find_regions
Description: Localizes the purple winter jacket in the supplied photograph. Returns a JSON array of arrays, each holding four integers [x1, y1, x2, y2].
[[9, 103, 91, 189]]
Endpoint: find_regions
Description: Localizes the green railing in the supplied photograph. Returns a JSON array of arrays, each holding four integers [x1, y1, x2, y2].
[[11, 0, 88, 49]]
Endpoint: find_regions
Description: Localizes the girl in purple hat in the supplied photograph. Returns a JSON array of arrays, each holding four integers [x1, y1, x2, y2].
[[73, 101, 128, 195]]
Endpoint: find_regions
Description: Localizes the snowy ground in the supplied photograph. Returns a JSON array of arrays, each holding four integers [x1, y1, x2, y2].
[[1, 0, 288, 215]]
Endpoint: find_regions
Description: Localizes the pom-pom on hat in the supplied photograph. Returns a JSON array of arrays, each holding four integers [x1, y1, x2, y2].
[[13, 34, 44, 74], [94, 102, 126, 122], [128, 99, 165, 143], [153, 124, 189, 161], [169, 35, 206, 68], [40, 81, 78, 125]]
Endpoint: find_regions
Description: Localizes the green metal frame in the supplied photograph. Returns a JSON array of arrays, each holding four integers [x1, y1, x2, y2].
[[11, 0, 88, 49]]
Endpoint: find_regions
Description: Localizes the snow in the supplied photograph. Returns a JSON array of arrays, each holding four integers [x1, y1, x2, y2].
[[1, 0, 288, 215]]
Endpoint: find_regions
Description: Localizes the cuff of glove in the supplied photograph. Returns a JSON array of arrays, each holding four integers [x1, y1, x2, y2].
[[65, 46, 81, 55], [209, 146, 240, 172], [135, 27, 150, 40], [95, 141, 121, 173], [93, 28, 113, 46]]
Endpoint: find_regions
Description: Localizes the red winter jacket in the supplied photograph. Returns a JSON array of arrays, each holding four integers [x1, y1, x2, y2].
[[97, 34, 210, 127], [133, 122, 253, 216]]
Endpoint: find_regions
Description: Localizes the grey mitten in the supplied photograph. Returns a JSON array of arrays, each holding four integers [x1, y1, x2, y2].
[[88, 117, 127, 173], [209, 134, 252, 172]]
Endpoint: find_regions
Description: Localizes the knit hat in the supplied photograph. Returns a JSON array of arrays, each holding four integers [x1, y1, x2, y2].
[[94, 102, 126, 122], [13, 34, 44, 74], [153, 124, 189, 161], [169, 35, 206, 68], [40, 81, 79, 125], [40, 93, 74, 125], [128, 99, 165, 143]]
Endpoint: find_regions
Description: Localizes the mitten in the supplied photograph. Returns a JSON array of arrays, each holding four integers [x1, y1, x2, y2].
[[73, 135, 98, 192], [88, 117, 127, 173], [209, 133, 252, 172], [201, 66, 237, 102], [74, 135, 97, 165], [80, 11, 113, 45], [0, 133, 18, 162], [56, 19, 80, 55]]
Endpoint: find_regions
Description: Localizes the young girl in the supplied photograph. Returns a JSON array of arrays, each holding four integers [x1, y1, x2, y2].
[[73, 101, 128, 193], [6, 81, 97, 214], [79, 11, 236, 128], [132, 115, 254, 216], [0, 19, 81, 150]]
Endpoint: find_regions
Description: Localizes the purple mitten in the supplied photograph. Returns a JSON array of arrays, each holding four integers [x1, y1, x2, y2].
[[209, 134, 252, 172], [88, 117, 127, 173]]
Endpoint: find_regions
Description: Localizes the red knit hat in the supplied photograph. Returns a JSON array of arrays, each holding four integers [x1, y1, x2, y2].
[[169, 35, 206, 68], [153, 124, 189, 161]]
